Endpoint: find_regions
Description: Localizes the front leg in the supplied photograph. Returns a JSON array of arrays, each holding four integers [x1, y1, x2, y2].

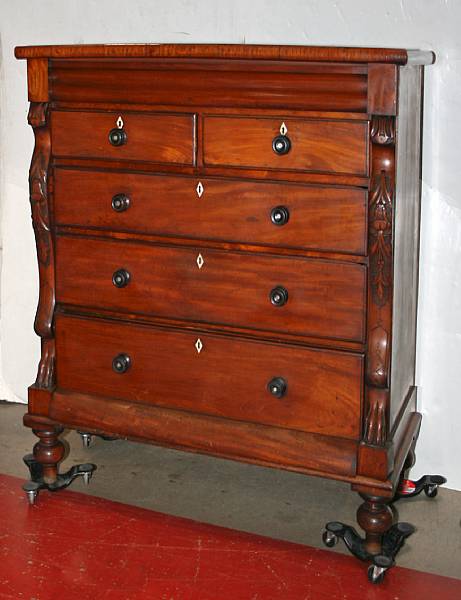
[[23, 416, 96, 504], [323, 493, 414, 584], [357, 494, 394, 555], [31, 422, 65, 484]]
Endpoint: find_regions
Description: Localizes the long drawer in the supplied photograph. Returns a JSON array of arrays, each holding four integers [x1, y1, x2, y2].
[[54, 169, 367, 254], [49, 58, 368, 113], [55, 236, 366, 342], [203, 116, 368, 175], [51, 110, 195, 165], [55, 314, 363, 440]]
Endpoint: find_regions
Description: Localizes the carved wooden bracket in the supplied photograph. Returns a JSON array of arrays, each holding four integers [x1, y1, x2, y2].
[[370, 116, 396, 146], [364, 388, 388, 446], [364, 115, 395, 446], [28, 102, 55, 389]]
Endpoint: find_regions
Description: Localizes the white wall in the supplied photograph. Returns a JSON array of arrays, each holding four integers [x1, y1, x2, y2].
[[1, 0, 460, 489]]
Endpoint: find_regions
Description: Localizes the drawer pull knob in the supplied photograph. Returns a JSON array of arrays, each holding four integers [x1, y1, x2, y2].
[[270, 206, 290, 226], [108, 127, 127, 146], [112, 269, 131, 288], [111, 193, 130, 212], [270, 286, 288, 307], [272, 134, 291, 155], [268, 377, 287, 398], [112, 353, 131, 374]]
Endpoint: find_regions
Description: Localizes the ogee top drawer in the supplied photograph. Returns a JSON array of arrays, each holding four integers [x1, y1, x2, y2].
[[55, 236, 366, 343], [51, 110, 195, 165], [54, 169, 367, 255], [203, 116, 368, 175], [55, 314, 363, 440]]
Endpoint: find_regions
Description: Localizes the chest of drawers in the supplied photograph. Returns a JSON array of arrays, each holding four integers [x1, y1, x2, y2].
[[15, 44, 439, 582]]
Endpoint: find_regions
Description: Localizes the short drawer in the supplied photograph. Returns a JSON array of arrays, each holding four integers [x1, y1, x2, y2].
[[54, 169, 367, 255], [203, 116, 368, 175], [55, 314, 363, 440], [51, 110, 195, 165], [55, 236, 366, 342]]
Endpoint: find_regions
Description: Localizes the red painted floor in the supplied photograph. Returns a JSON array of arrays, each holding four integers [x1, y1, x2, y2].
[[0, 474, 459, 600]]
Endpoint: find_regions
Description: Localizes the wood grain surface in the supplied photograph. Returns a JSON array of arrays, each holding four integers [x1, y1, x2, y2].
[[54, 168, 367, 254], [55, 235, 366, 342], [15, 43, 419, 64], [203, 116, 368, 175], [55, 314, 363, 440], [51, 110, 195, 165]]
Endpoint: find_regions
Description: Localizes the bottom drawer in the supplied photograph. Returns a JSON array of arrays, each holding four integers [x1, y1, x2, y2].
[[55, 314, 363, 440]]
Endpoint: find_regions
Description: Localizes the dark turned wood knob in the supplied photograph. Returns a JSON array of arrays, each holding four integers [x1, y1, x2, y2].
[[111, 193, 130, 212], [270, 206, 290, 226], [267, 377, 287, 398], [272, 135, 291, 155], [108, 127, 127, 146], [112, 353, 131, 374], [112, 269, 131, 288], [270, 286, 288, 306]]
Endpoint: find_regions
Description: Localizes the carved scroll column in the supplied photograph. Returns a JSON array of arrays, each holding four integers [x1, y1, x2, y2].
[[28, 102, 55, 389], [358, 115, 396, 481]]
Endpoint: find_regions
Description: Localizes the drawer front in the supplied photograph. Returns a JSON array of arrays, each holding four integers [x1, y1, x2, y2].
[[51, 110, 195, 165], [50, 58, 368, 113], [55, 314, 363, 440], [203, 116, 368, 175], [56, 236, 366, 342], [54, 169, 367, 255]]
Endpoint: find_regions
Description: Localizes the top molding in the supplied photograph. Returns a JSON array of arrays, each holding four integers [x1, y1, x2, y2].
[[15, 44, 435, 65]]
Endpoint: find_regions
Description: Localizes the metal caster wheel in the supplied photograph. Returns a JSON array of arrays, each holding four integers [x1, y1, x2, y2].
[[395, 475, 446, 501], [322, 530, 338, 548], [23, 453, 97, 500], [23, 481, 41, 505], [425, 484, 438, 498], [78, 431, 93, 448], [368, 564, 386, 584], [368, 554, 392, 584], [81, 465, 93, 486]]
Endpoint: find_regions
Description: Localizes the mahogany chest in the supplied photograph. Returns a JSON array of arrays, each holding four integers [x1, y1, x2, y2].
[[15, 44, 440, 582]]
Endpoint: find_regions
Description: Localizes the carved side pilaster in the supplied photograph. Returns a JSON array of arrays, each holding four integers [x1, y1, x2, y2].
[[28, 102, 55, 389], [364, 115, 395, 446]]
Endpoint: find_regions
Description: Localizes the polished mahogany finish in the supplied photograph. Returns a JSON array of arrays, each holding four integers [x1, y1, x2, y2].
[[203, 116, 368, 175], [55, 314, 363, 439], [54, 168, 367, 254], [16, 43, 433, 579], [55, 235, 366, 342], [48, 59, 369, 112], [15, 43, 434, 64], [52, 110, 195, 165]]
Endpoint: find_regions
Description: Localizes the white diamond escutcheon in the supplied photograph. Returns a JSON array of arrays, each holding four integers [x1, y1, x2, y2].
[[196, 253, 204, 269], [116, 115, 124, 129], [279, 121, 288, 135], [195, 338, 203, 354], [196, 181, 204, 198]]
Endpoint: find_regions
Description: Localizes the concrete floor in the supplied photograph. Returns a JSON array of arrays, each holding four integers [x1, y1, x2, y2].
[[1, 401, 460, 579]]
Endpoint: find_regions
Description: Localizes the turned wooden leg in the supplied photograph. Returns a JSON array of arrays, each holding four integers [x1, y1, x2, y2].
[[22, 415, 96, 504], [357, 495, 393, 555], [31, 424, 65, 484], [324, 491, 415, 582]]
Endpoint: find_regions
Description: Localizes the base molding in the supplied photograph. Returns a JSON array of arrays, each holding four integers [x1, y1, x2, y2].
[[28, 385, 54, 416]]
